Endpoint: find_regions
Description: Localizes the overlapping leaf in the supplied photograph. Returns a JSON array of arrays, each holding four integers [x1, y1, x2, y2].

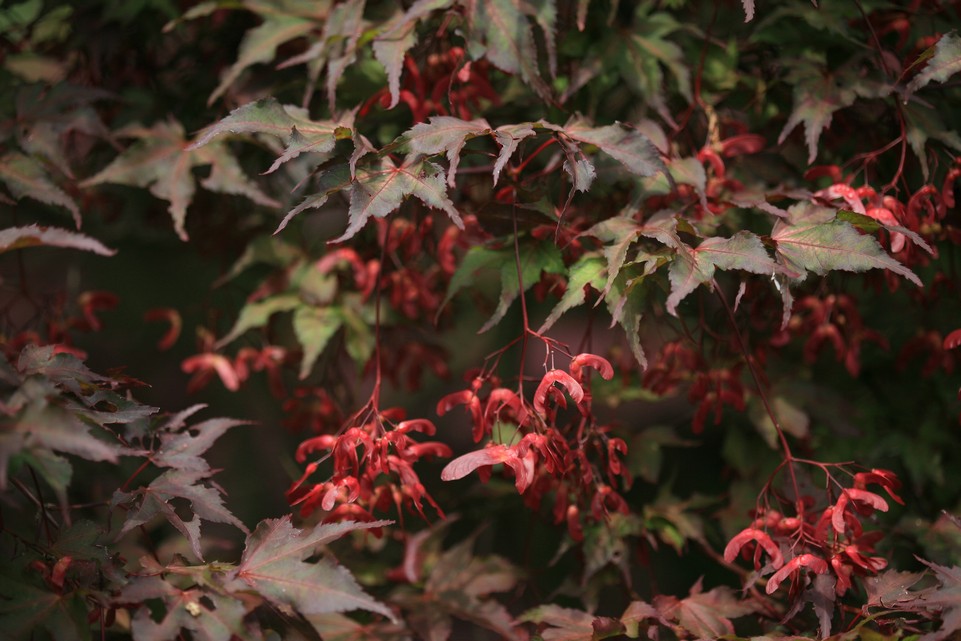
[[0, 151, 80, 226], [666, 231, 776, 315], [906, 31, 961, 99], [80, 120, 279, 240], [771, 208, 921, 286], [112, 469, 248, 560], [466, 0, 554, 100], [208, 13, 315, 105], [404, 116, 491, 186], [225, 517, 394, 621]]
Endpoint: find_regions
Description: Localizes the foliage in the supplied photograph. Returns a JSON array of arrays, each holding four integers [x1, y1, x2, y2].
[[3, 0, 961, 639]]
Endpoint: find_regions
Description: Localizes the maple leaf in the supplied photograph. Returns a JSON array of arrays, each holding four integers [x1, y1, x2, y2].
[[0, 151, 81, 226], [119, 576, 256, 641], [281, 0, 367, 112], [666, 231, 776, 315], [191, 97, 351, 175], [866, 560, 961, 641], [654, 580, 760, 640], [215, 294, 302, 348], [404, 116, 492, 186], [0, 564, 91, 641], [519, 605, 599, 641], [906, 32, 961, 100], [293, 306, 344, 379], [612, 7, 692, 125], [0, 377, 123, 492], [0, 224, 115, 256], [80, 120, 279, 240], [539, 255, 606, 333], [112, 469, 249, 561], [335, 156, 463, 243], [771, 205, 921, 287], [207, 13, 315, 105], [492, 123, 537, 185], [560, 119, 667, 179], [306, 612, 412, 641], [778, 63, 858, 164], [224, 517, 395, 622], [151, 417, 249, 473], [402, 535, 520, 641], [466, 0, 553, 101], [479, 240, 565, 333], [277, 165, 353, 232]]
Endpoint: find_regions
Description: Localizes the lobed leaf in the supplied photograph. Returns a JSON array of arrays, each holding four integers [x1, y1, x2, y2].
[[404, 116, 491, 186], [906, 32, 961, 99], [0, 224, 115, 256], [772, 215, 921, 286], [226, 516, 395, 621], [208, 14, 315, 105], [0, 152, 80, 226]]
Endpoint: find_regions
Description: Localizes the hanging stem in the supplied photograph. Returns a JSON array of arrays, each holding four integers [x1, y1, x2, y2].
[[713, 279, 802, 511]]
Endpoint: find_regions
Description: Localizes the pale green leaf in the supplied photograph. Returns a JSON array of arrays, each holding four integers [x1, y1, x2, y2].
[[479, 240, 565, 333], [492, 123, 536, 185], [191, 97, 348, 174], [293, 306, 343, 379], [539, 255, 606, 332], [216, 294, 301, 348], [563, 120, 666, 178], [440, 246, 504, 313], [666, 231, 775, 316]]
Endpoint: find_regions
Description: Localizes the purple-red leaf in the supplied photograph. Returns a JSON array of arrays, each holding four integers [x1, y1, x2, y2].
[[226, 516, 395, 621]]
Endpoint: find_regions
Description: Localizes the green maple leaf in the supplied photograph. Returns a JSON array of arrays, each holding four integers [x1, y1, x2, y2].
[[666, 231, 776, 315], [560, 119, 667, 179], [112, 469, 248, 561], [293, 306, 344, 379], [1, 377, 122, 493], [771, 204, 921, 286], [654, 581, 759, 639], [906, 31, 961, 99], [224, 517, 395, 621], [192, 98, 350, 174], [119, 576, 256, 641], [613, 6, 691, 125], [0, 224, 115, 256], [0, 151, 80, 226], [777, 61, 858, 164], [215, 294, 302, 348], [208, 13, 315, 105], [539, 255, 606, 333], [479, 240, 565, 333], [80, 120, 279, 240], [466, 0, 554, 101]]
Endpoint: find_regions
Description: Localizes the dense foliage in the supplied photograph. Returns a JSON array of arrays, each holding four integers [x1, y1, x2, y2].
[[3, 0, 961, 639]]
